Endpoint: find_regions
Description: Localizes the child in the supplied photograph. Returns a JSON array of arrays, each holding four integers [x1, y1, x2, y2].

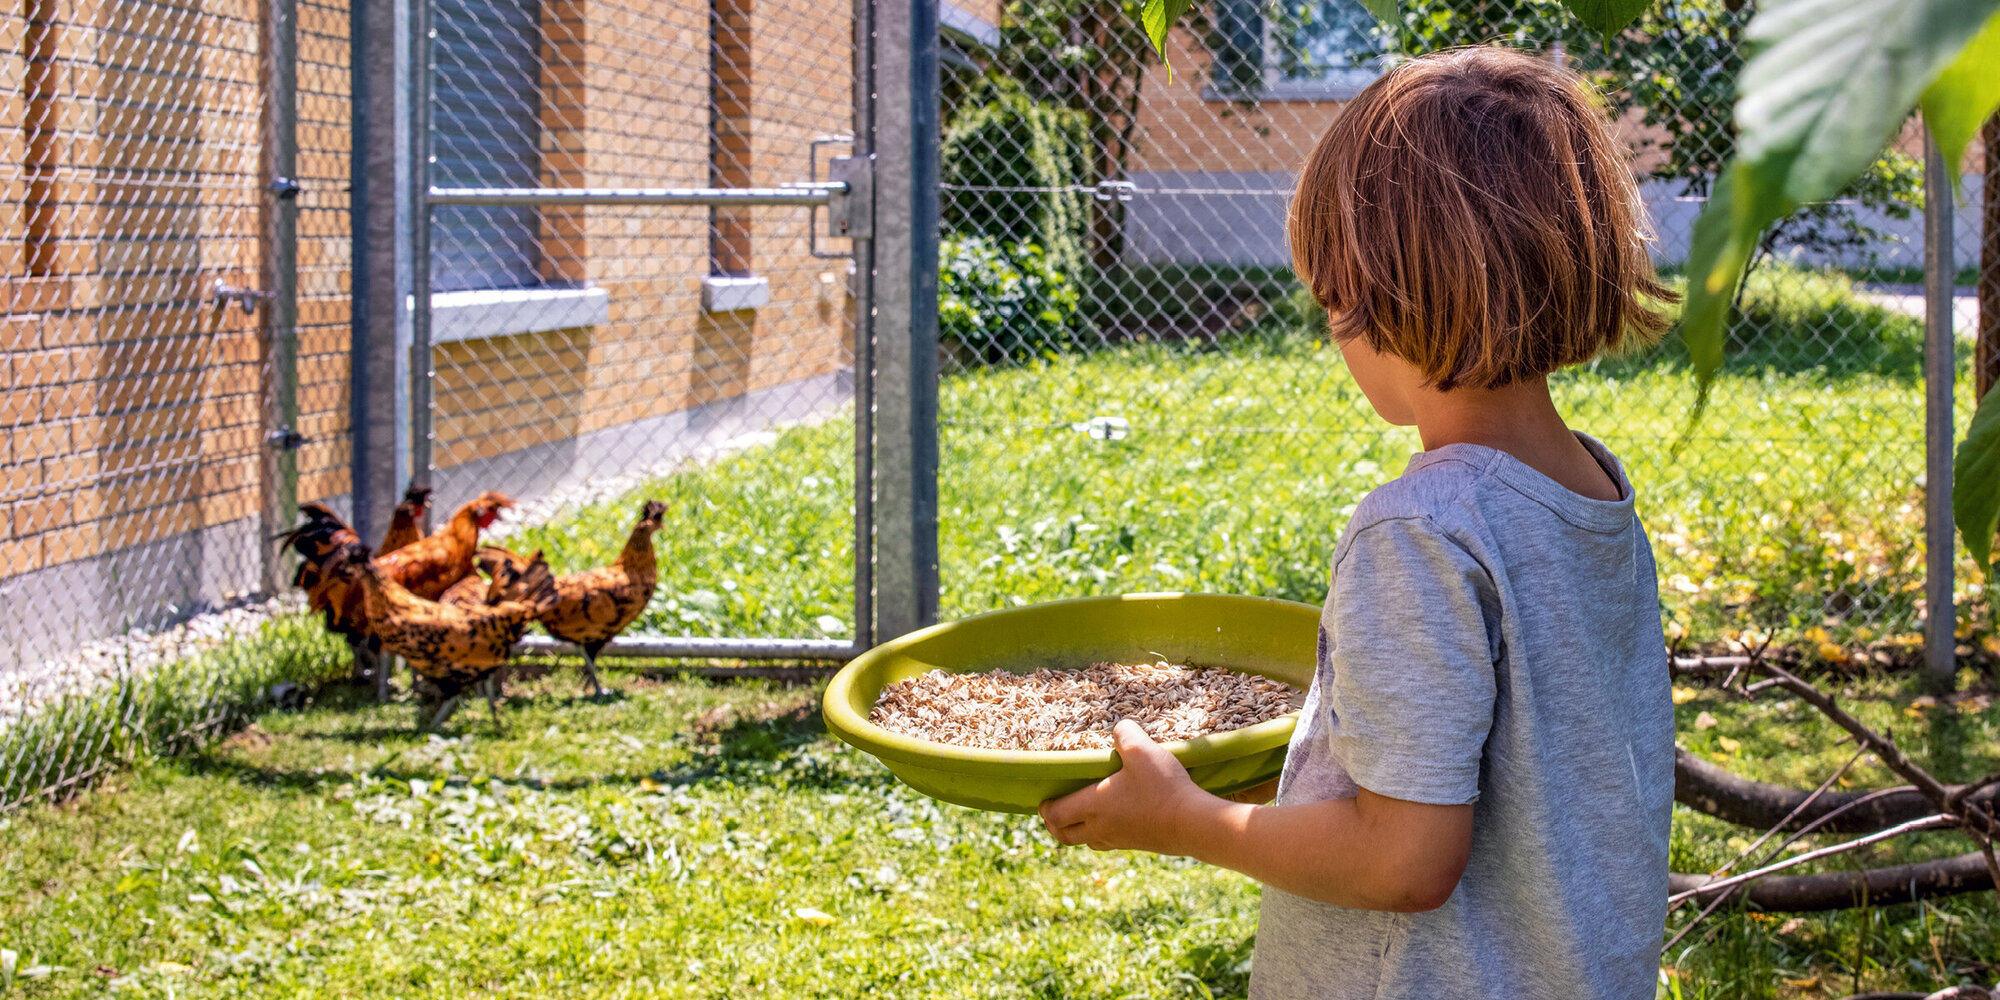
[[1038, 46, 1676, 999]]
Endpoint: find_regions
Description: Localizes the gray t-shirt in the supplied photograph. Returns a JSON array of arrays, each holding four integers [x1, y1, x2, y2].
[[1250, 434, 1672, 1000]]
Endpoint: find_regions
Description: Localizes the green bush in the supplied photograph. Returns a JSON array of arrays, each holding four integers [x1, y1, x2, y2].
[[938, 235, 1081, 364], [940, 75, 1092, 285]]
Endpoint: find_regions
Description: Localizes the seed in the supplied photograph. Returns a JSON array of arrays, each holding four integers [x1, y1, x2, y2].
[[868, 661, 1299, 751]]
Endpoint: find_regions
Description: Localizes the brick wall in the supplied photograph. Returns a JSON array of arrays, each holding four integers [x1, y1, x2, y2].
[[2, 0, 293, 632], [426, 0, 854, 491]]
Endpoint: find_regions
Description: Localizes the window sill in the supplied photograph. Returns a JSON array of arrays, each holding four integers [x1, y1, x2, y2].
[[702, 275, 771, 313], [416, 286, 611, 343], [1201, 78, 1375, 103]]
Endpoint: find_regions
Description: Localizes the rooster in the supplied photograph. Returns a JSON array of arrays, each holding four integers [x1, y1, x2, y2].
[[331, 543, 559, 730], [501, 500, 664, 697], [378, 485, 433, 555], [279, 502, 370, 649], [279, 491, 514, 658], [374, 491, 515, 601]]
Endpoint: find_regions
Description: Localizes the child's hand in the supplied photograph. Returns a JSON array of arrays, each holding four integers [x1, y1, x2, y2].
[[1038, 719, 1214, 855]]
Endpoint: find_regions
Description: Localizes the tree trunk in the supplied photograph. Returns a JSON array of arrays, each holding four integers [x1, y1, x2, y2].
[[1673, 747, 2000, 833], [1980, 113, 1999, 399]]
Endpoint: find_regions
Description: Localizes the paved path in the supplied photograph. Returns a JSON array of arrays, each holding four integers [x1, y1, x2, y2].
[[1855, 283, 1981, 339]]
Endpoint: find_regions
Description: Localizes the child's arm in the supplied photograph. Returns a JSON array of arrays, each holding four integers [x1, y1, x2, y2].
[[1040, 720, 1473, 912]]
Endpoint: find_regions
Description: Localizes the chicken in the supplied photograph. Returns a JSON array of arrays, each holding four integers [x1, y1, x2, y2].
[[374, 491, 515, 601], [379, 484, 433, 555], [438, 546, 524, 608], [512, 500, 664, 697], [332, 542, 559, 730], [279, 492, 513, 663], [277, 502, 369, 648]]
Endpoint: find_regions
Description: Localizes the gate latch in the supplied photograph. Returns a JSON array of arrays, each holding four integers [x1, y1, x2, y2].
[[1094, 180, 1138, 203], [828, 154, 873, 239], [211, 279, 267, 316], [270, 176, 302, 200], [266, 426, 308, 451]]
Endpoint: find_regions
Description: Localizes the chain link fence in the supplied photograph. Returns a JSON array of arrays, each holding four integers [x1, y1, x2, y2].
[[934, 0, 1979, 662], [2, 0, 1993, 811], [414, 0, 863, 654]]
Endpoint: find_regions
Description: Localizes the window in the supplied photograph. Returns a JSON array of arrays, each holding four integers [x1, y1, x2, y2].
[[431, 0, 542, 292], [1209, 0, 1385, 101]]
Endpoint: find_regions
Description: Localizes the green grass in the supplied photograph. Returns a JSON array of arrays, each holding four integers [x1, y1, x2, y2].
[[507, 264, 1990, 650], [2, 669, 1997, 998], [5, 263, 1996, 996], [0, 618, 353, 811]]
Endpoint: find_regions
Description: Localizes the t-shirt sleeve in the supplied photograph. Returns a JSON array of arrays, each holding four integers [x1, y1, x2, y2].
[[1324, 516, 1499, 806]]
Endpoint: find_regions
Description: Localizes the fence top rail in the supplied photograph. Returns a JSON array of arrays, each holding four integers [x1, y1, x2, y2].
[[427, 184, 847, 207]]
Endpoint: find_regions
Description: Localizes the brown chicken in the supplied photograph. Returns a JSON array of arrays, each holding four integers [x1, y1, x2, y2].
[[438, 546, 524, 608], [278, 503, 369, 648], [379, 484, 434, 555], [280, 492, 513, 660], [504, 499, 664, 697], [333, 543, 559, 730], [374, 491, 515, 601]]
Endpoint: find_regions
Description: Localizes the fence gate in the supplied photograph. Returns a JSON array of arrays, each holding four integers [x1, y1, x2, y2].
[[396, 0, 935, 662]]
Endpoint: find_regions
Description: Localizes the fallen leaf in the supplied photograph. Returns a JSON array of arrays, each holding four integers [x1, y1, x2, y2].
[[1694, 711, 1718, 730], [156, 962, 193, 975], [1777, 917, 1807, 935], [1672, 687, 1698, 705], [1816, 642, 1849, 664], [638, 777, 664, 793], [1716, 736, 1742, 754], [793, 906, 837, 927], [1783, 975, 1819, 989]]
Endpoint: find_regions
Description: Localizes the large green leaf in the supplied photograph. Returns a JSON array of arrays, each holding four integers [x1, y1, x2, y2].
[[1560, 0, 1655, 39], [1957, 390, 2000, 581], [1679, 0, 2000, 383], [1139, 0, 1196, 67], [1358, 0, 1400, 22], [1920, 9, 2000, 187]]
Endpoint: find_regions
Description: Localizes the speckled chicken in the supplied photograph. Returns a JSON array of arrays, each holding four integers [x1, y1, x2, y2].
[[278, 503, 369, 648], [502, 500, 663, 696], [334, 543, 559, 730], [280, 492, 513, 661], [438, 546, 525, 608]]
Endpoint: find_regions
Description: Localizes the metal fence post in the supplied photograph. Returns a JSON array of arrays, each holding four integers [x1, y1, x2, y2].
[[868, 0, 940, 641], [850, 0, 876, 651], [350, 0, 403, 548], [1923, 132, 1957, 690], [408, 0, 434, 502], [259, 0, 300, 596]]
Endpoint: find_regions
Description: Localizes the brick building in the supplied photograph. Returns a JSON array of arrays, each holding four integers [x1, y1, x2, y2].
[[0, 0, 1000, 668]]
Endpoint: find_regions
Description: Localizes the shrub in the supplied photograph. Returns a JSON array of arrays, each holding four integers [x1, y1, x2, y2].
[[938, 236, 1080, 364], [940, 75, 1092, 285]]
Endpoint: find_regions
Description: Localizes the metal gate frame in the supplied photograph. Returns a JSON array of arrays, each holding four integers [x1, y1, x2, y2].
[[352, 0, 945, 662]]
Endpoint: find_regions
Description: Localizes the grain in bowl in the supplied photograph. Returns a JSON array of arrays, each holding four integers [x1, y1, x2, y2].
[[868, 660, 1300, 751]]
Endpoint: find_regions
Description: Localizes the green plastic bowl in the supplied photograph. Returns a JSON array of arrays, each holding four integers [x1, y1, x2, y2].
[[822, 593, 1319, 813]]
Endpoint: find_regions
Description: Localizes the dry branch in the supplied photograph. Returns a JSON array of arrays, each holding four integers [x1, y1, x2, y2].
[[1667, 815, 1956, 907], [1675, 748, 2000, 834], [1669, 849, 1998, 911]]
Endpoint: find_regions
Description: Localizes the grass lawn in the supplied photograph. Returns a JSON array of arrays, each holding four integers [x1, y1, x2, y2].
[[2, 667, 1998, 999], [506, 265, 1988, 651], [5, 265, 1998, 997]]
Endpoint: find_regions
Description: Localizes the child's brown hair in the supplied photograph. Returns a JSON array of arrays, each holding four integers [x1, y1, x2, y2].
[[1288, 46, 1673, 391]]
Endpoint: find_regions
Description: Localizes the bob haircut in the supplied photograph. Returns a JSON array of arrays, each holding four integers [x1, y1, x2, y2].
[[1288, 46, 1674, 391]]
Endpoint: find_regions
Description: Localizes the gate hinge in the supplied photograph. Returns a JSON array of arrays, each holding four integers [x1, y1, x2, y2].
[[266, 426, 308, 451], [828, 155, 873, 239]]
